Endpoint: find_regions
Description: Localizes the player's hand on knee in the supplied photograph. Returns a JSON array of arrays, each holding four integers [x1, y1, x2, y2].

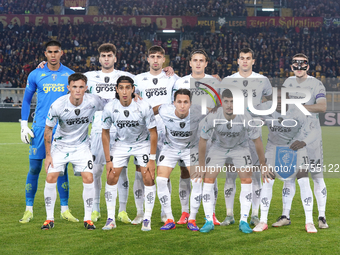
[[146, 160, 156, 180], [106, 162, 114, 175], [261, 164, 274, 183], [20, 121, 34, 144], [290, 140, 306, 151], [45, 155, 53, 173], [191, 166, 204, 182]]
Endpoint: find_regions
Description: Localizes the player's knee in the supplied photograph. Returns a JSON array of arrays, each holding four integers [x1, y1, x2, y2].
[[240, 178, 252, 184], [135, 165, 141, 172], [46, 173, 58, 183], [204, 178, 215, 184], [28, 159, 43, 175], [296, 169, 308, 179], [83, 174, 93, 184]]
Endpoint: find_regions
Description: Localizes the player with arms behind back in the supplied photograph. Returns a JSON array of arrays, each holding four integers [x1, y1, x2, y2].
[[42, 73, 107, 230], [20, 40, 77, 224]]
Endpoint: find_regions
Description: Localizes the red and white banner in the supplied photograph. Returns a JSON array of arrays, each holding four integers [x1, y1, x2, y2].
[[247, 17, 323, 28], [0, 15, 197, 30]]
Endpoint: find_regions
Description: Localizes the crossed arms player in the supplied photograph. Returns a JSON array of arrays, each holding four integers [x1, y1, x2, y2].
[[198, 89, 267, 233], [42, 73, 107, 230], [101, 76, 158, 231], [20, 40, 77, 223]]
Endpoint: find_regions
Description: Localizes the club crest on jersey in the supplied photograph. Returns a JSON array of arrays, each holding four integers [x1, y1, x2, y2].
[[153, 78, 158, 85], [180, 122, 186, 128], [243, 80, 248, 87], [124, 110, 129, 117], [104, 77, 110, 83], [52, 74, 57, 81], [75, 109, 80, 116]]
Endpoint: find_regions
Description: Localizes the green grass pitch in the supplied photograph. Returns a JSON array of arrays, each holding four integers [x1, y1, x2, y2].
[[0, 123, 339, 254]]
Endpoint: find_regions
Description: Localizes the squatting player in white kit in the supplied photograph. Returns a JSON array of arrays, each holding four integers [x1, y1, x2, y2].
[[220, 48, 272, 227], [172, 49, 221, 225], [153, 89, 203, 231], [85, 43, 135, 224], [198, 89, 267, 233], [273, 53, 329, 229], [133, 45, 179, 224], [41, 73, 107, 230], [101, 76, 158, 231]]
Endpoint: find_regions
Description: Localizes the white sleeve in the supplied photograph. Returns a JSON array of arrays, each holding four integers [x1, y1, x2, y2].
[[145, 102, 157, 130], [46, 103, 58, 127], [263, 77, 273, 96], [313, 80, 326, 103], [245, 113, 261, 140], [101, 103, 113, 129]]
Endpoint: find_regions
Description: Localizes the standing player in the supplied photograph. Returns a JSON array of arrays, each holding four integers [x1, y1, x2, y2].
[[249, 86, 318, 233], [198, 89, 267, 233], [272, 53, 328, 229], [220, 48, 272, 226], [85, 43, 135, 223], [153, 89, 203, 231], [172, 49, 221, 225], [41, 73, 107, 230], [101, 76, 158, 231], [133, 45, 179, 224], [20, 40, 77, 223]]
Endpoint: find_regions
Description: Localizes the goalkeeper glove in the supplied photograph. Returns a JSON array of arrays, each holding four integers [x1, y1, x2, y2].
[[21, 120, 34, 144]]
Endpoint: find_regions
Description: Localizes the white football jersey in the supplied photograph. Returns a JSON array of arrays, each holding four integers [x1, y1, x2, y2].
[[221, 72, 272, 108], [201, 107, 261, 149], [282, 75, 326, 133], [85, 70, 135, 133], [253, 101, 316, 146], [46, 94, 106, 147], [158, 104, 202, 150], [102, 99, 156, 145], [135, 71, 179, 134], [172, 74, 220, 109]]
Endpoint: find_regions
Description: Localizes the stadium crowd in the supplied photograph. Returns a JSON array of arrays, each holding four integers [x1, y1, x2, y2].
[[0, 21, 339, 90], [0, 0, 57, 14], [286, 0, 340, 17]]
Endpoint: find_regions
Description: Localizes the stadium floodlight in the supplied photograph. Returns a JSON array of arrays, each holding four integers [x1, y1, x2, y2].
[[163, 30, 176, 33], [70, 7, 85, 10], [262, 8, 275, 11]]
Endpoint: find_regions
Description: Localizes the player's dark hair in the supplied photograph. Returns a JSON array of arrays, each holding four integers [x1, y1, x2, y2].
[[190, 49, 209, 61], [174, 88, 191, 102], [292, 53, 308, 61], [115, 76, 135, 99], [68, 72, 87, 85], [98, 43, 117, 55], [148, 46, 165, 56], [222, 89, 233, 98], [45, 40, 61, 49], [239, 48, 255, 59]]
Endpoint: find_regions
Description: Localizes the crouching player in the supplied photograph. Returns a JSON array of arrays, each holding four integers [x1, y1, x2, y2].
[[251, 86, 318, 233], [198, 89, 267, 233], [101, 76, 158, 231], [153, 89, 203, 231], [42, 73, 107, 230]]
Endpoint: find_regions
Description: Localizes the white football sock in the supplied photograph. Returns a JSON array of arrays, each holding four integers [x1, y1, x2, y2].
[[259, 179, 275, 224], [118, 166, 129, 213], [26, 206, 33, 214], [83, 182, 94, 221], [105, 182, 117, 219], [44, 181, 56, 221], [251, 170, 262, 217], [202, 183, 214, 221], [240, 183, 252, 222], [144, 185, 156, 220], [92, 163, 104, 212], [213, 179, 218, 213], [157, 177, 174, 220], [60, 206, 69, 213], [189, 179, 202, 220], [298, 178, 314, 224], [312, 176, 327, 218], [282, 178, 296, 218], [225, 172, 237, 216], [179, 177, 190, 213], [133, 171, 145, 215]]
